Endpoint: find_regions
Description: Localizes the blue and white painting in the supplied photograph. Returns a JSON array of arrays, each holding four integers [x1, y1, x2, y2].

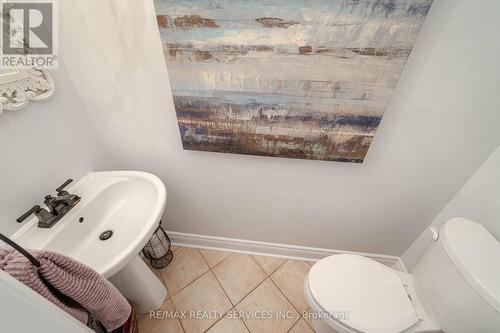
[[154, 0, 433, 162]]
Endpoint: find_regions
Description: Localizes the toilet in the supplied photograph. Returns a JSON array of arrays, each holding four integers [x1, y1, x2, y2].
[[304, 217, 500, 333]]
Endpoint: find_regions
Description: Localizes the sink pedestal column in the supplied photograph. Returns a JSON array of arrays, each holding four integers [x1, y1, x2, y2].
[[109, 255, 167, 314]]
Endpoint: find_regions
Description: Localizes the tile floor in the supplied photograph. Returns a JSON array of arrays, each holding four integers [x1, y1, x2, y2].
[[139, 246, 316, 333]]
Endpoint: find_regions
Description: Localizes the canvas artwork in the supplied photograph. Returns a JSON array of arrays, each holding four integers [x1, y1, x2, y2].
[[154, 0, 433, 163]]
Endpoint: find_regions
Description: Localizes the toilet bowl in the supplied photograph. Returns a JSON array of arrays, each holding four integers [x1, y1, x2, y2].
[[304, 254, 439, 333], [304, 218, 500, 333]]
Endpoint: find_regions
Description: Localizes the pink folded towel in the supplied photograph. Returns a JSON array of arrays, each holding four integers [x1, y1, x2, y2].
[[0, 247, 131, 332]]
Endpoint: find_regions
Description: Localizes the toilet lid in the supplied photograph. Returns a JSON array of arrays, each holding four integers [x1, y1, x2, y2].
[[308, 254, 418, 333]]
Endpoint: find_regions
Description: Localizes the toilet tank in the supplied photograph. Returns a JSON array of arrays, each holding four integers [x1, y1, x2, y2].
[[412, 218, 500, 333]]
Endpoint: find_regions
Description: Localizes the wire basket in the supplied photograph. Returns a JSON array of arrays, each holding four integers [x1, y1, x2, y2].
[[142, 224, 173, 269]]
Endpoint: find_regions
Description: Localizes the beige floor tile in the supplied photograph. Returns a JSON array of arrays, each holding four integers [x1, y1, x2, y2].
[[160, 247, 209, 295], [171, 271, 232, 333], [170, 245, 181, 251], [138, 299, 184, 333], [200, 248, 232, 268], [308, 261, 317, 266], [252, 255, 286, 275], [236, 279, 299, 333], [212, 254, 266, 304], [206, 309, 249, 333], [289, 319, 315, 333], [271, 260, 311, 312]]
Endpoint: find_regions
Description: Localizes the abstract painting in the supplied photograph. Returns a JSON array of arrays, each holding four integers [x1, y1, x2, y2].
[[154, 0, 433, 162]]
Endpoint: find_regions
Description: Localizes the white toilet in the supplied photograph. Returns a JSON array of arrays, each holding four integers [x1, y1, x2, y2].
[[304, 217, 500, 333]]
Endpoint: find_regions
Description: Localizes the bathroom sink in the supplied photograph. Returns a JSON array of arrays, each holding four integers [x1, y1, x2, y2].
[[12, 171, 169, 313], [12, 171, 167, 278]]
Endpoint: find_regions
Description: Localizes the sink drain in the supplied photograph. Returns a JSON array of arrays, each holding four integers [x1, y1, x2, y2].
[[99, 230, 113, 241]]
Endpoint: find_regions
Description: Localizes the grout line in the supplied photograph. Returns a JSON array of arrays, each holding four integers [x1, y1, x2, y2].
[[144, 247, 207, 333], [218, 254, 267, 333], [203, 256, 235, 306], [200, 272, 232, 333], [234, 277, 300, 333], [234, 277, 268, 309], [287, 317, 302, 333], [236, 307, 252, 333], [252, 256, 305, 321], [198, 250, 233, 332], [230, 256, 270, 309], [269, 278, 305, 333], [201, 251, 268, 332], [268, 271, 302, 315], [170, 266, 210, 299], [202, 313, 222, 332], [205, 250, 235, 271], [233, 278, 269, 333], [208, 252, 268, 307], [247, 254, 270, 278], [151, 251, 186, 332], [239, 311, 252, 333], [163, 297, 186, 333], [162, 246, 315, 333], [248, 254, 268, 275], [208, 249, 304, 332], [141, 261, 185, 331], [267, 262, 317, 332], [254, 255, 288, 277], [301, 307, 316, 332], [267, 259, 287, 276]]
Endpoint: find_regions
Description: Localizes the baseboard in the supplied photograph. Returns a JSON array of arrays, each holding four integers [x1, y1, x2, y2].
[[167, 231, 406, 272]]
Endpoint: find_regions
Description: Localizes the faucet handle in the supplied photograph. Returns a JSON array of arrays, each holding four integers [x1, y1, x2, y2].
[[17, 205, 41, 223], [56, 179, 73, 194]]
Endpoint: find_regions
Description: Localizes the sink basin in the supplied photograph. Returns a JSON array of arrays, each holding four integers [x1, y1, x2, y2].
[[12, 171, 168, 313]]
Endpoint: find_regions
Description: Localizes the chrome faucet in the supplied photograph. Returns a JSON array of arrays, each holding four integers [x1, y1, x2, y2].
[[17, 179, 81, 228]]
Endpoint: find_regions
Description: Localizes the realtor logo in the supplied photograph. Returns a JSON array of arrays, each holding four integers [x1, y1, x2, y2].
[[1, 0, 58, 68]]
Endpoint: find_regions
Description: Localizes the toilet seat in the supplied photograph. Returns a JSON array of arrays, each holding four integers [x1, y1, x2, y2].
[[307, 254, 419, 333]]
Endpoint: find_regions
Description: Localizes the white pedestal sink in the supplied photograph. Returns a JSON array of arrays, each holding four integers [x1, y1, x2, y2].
[[12, 171, 168, 314]]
